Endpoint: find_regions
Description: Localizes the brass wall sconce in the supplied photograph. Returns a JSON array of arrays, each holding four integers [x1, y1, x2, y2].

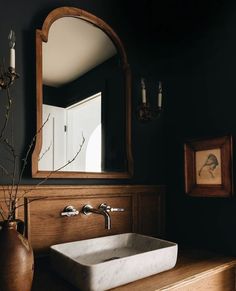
[[0, 30, 19, 90], [137, 78, 163, 122]]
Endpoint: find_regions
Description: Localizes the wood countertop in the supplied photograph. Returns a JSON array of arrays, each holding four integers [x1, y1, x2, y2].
[[32, 249, 236, 291]]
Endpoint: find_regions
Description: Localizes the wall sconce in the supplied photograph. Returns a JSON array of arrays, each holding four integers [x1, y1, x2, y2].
[[0, 30, 19, 90], [137, 78, 163, 122]]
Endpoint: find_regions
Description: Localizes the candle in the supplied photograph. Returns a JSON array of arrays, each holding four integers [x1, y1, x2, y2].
[[10, 48, 15, 69], [8, 30, 16, 69], [141, 78, 147, 104], [157, 81, 162, 108]]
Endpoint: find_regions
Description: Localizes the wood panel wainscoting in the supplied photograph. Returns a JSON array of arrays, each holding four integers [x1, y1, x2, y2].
[[0, 184, 165, 255], [2, 184, 236, 291]]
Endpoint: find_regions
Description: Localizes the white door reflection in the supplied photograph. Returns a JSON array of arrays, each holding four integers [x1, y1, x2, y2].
[[86, 124, 101, 172], [39, 104, 66, 170], [39, 92, 102, 172]]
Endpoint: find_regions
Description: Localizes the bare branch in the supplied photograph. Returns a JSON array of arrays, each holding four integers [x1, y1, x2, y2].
[[38, 141, 52, 161], [14, 196, 46, 211], [0, 81, 87, 221], [3, 138, 17, 156], [38, 133, 85, 180], [2, 138, 18, 208], [0, 207, 6, 220], [14, 114, 50, 203], [0, 163, 10, 176], [1, 185, 10, 214], [17, 134, 85, 200], [0, 77, 12, 141]]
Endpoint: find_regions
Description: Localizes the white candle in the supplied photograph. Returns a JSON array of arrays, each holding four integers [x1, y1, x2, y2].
[[158, 81, 162, 107], [8, 30, 16, 69], [10, 48, 15, 69], [141, 78, 147, 104]]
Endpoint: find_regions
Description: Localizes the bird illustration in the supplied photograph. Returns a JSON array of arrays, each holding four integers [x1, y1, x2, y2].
[[198, 153, 219, 178]]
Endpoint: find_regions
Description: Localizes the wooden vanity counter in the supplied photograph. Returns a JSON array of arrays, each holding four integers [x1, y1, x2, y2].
[[32, 248, 236, 291]]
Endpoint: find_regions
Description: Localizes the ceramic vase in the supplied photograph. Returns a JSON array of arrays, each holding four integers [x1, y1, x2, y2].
[[0, 220, 34, 291]]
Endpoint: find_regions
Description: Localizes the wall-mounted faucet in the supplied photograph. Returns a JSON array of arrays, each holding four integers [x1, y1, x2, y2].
[[82, 203, 124, 230]]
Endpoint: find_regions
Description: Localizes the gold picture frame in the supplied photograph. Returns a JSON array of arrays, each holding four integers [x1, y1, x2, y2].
[[184, 135, 233, 197]]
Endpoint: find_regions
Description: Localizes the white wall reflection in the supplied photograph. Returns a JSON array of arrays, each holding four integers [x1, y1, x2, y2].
[[39, 92, 102, 172]]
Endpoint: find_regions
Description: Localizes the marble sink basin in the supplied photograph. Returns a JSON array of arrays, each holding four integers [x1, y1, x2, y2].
[[50, 233, 178, 291]]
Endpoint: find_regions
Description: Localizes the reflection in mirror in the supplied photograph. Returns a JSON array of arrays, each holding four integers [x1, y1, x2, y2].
[[32, 7, 133, 178], [40, 93, 102, 172]]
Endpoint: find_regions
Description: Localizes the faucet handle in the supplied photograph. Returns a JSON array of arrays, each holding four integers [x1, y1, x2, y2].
[[82, 204, 93, 215], [99, 203, 125, 212], [61, 205, 79, 217]]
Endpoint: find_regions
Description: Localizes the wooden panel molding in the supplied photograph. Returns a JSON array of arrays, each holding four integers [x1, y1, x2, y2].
[[25, 195, 133, 253], [0, 185, 165, 254], [137, 190, 165, 238]]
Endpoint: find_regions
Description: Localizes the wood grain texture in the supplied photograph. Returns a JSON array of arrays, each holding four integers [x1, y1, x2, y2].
[[169, 268, 235, 291], [32, 249, 236, 291], [137, 190, 165, 238], [26, 195, 132, 253], [0, 185, 165, 254], [31, 6, 133, 179], [111, 249, 236, 291]]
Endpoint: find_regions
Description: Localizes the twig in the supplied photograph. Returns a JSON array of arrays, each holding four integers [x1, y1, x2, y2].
[[15, 134, 85, 204], [0, 163, 10, 176], [1, 112, 50, 220], [0, 81, 87, 220], [13, 114, 50, 204], [0, 206, 6, 220], [2, 138, 18, 212], [0, 74, 12, 141], [14, 196, 46, 211], [1, 185, 10, 215], [38, 141, 52, 161]]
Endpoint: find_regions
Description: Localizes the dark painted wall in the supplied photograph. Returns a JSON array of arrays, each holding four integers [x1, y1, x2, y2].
[[2, 0, 236, 255], [161, 1, 236, 255], [0, 0, 165, 186]]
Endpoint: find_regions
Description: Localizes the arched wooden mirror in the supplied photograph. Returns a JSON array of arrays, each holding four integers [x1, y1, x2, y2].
[[32, 7, 133, 178]]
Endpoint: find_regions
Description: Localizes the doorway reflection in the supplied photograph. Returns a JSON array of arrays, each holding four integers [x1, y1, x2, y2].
[[39, 92, 102, 172]]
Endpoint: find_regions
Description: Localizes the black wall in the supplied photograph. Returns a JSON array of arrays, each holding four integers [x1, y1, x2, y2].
[[1, 0, 236, 255], [161, 1, 236, 255], [0, 0, 165, 186]]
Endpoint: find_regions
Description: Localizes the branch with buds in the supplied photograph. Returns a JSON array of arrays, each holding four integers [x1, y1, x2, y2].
[[0, 79, 85, 221]]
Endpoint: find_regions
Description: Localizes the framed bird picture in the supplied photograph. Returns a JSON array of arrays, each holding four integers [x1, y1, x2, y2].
[[184, 135, 233, 197]]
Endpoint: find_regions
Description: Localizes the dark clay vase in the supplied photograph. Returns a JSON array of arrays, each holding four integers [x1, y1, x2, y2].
[[0, 220, 34, 291]]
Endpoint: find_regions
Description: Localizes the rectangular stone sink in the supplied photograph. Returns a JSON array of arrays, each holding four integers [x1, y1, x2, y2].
[[50, 233, 178, 291]]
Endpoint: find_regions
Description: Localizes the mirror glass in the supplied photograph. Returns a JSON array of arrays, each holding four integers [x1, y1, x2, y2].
[[32, 7, 133, 179]]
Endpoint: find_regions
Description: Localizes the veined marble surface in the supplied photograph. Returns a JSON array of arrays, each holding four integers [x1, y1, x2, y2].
[[50, 233, 178, 291]]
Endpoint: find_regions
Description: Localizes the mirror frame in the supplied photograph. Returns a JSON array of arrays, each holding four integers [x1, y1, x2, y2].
[[32, 7, 133, 179]]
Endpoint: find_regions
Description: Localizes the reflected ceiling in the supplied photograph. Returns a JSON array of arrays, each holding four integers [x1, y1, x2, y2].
[[43, 17, 117, 87]]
